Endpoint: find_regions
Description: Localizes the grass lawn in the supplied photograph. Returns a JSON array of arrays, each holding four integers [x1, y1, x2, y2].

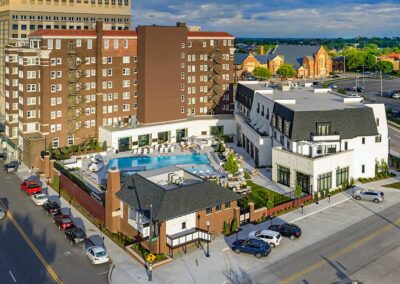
[[240, 180, 292, 209], [383, 182, 400, 189]]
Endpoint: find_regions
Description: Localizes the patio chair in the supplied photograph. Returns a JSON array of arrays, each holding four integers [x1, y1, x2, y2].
[[149, 148, 154, 154], [159, 148, 164, 154], [132, 149, 137, 155]]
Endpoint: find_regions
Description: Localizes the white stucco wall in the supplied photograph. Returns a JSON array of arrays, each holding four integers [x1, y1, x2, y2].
[[166, 213, 196, 236]]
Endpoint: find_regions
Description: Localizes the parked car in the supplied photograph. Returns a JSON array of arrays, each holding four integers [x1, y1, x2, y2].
[[248, 230, 282, 248], [31, 193, 48, 206], [353, 189, 384, 203], [231, 239, 271, 258], [392, 93, 400, 99], [43, 201, 61, 215], [65, 227, 87, 245], [85, 246, 110, 264], [353, 86, 365, 93], [3, 161, 19, 173], [21, 181, 41, 195], [53, 214, 74, 230], [332, 74, 340, 78], [0, 207, 5, 220], [268, 223, 302, 240], [328, 83, 338, 89], [0, 151, 7, 161]]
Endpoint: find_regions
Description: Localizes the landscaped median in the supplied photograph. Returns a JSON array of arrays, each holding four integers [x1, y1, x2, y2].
[[383, 182, 400, 189], [125, 243, 172, 268]]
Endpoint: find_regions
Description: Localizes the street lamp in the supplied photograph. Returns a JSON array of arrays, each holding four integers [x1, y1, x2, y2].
[[328, 194, 331, 203], [270, 215, 274, 226], [58, 172, 61, 198], [301, 204, 304, 214], [206, 220, 210, 257]]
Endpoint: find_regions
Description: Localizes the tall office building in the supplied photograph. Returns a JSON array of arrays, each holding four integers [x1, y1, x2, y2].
[[0, 0, 132, 117]]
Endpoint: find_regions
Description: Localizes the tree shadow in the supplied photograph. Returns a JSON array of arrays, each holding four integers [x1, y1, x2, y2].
[[0, 211, 58, 284], [224, 266, 255, 284]]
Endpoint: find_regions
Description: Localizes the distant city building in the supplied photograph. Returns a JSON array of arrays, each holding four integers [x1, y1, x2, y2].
[[234, 45, 332, 80], [235, 81, 388, 193], [3, 22, 235, 165], [0, 0, 132, 117]]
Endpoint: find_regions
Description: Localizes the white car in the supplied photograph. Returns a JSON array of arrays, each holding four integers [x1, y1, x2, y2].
[[0, 207, 5, 220], [248, 229, 282, 248], [31, 193, 48, 206], [85, 246, 109, 265], [88, 162, 103, 173]]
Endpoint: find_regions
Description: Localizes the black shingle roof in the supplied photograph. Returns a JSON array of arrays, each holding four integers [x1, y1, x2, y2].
[[272, 103, 379, 141], [116, 173, 242, 221]]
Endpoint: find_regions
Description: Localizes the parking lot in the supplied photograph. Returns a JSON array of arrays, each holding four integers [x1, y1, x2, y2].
[[329, 77, 400, 112]]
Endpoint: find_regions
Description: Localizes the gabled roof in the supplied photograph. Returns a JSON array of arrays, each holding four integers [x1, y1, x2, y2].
[[269, 45, 322, 68], [116, 169, 241, 221]]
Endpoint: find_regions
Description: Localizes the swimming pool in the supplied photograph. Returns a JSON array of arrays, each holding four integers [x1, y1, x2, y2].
[[108, 154, 210, 172]]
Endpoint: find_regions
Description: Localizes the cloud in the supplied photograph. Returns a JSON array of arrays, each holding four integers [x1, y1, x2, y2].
[[130, 1, 400, 37]]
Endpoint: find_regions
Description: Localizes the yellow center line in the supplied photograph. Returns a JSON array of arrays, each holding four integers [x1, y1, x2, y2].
[[281, 217, 400, 284], [0, 200, 63, 284]]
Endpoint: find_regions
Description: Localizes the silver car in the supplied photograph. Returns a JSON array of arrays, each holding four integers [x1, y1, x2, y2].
[[353, 189, 384, 203]]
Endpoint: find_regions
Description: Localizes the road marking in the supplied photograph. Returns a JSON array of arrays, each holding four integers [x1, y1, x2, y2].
[[0, 200, 62, 284], [290, 198, 350, 223], [99, 271, 109, 275], [8, 270, 16, 283], [281, 216, 400, 284]]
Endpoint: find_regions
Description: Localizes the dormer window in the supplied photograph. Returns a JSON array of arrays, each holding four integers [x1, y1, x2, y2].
[[317, 123, 331, 135]]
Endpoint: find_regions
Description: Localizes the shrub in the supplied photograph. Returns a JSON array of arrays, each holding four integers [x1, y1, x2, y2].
[[231, 218, 238, 232], [223, 220, 230, 235], [244, 171, 251, 180], [350, 178, 355, 187]]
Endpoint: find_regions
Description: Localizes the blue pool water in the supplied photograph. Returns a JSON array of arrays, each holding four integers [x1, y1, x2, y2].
[[108, 154, 210, 172]]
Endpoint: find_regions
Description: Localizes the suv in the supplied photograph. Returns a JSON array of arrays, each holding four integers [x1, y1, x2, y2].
[[353, 189, 384, 203], [268, 223, 302, 240], [43, 201, 61, 215], [231, 239, 271, 258], [65, 227, 87, 245], [54, 214, 74, 230], [248, 230, 282, 248]]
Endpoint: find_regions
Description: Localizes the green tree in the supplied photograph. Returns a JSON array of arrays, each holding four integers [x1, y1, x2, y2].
[[380, 159, 389, 175], [376, 60, 393, 74], [294, 183, 302, 205], [276, 63, 297, 79], [364, 53, 377, 69], [266, 193, 274, 215], [253, 66, 272, 80], [224, 153, 239, 175], [223, 220, 230, 235], [231, 218, 238, 232]]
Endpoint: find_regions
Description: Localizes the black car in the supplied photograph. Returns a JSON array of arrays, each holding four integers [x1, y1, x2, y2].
[[332, 74, 340, 78], [43, 201, 61, 215], [4, 161, 19, 173], [65, 227, 87, 245], [268, 223, 302, 240]]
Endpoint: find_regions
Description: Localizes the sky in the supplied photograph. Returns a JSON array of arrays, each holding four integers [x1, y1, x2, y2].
[[131, 0, 400, 38]]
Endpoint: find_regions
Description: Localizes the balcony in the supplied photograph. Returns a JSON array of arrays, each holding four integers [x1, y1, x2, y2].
[[166, 228, 210, 249], [310, 131, 340, 142]]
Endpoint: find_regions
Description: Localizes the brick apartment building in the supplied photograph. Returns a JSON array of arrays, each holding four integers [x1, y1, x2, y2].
[[0, 0, 132, 117], [4, 22, 235, 165]]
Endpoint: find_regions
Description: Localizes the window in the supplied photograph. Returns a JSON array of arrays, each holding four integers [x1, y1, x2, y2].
[[52, 138, 59, 148], [104, 39, 109, 49], [206, 207, 212, 214], [181, 222, 186, 230], [55, 39, 61, 49], [344, 141, 348, 150], [317, 123, 331, 135], [122, 104, 130, 111], [225, 202, 231, 209], [27, 110, 36, 118], [122, 56, 130, 63], [113, 39, 118, 49], [317, 172, 332, 191], [336, 167, 349, 186], [375, 135, 382, 143], [277, 166, 290, 186], [376, 118, 379, 126], [362, 137, 365, 144], [216, 205, 222, 212], [87, 39, 92, 49], [48, 39, 53, 49], [27, 84, 37, 92]]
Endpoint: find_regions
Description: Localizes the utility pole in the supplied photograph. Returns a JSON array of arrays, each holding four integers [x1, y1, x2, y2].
[[343, 56, 346, 74], [362, 65, 365, 84], [355, 77, 358, 96], [380, 70, 383, 97]]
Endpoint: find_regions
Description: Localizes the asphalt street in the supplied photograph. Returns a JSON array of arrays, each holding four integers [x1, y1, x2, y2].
[[389, 126, 400, 156], [252, 201, 400, 284], [0, 164, 109, 284]]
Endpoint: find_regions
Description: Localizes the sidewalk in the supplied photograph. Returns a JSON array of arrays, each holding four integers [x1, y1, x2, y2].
[[15, 163, 147, 284]]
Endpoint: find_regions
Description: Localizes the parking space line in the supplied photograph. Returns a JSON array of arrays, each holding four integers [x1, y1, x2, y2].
[[8, 270, 16, 283], [307, 215, 344, 223], [290, 198, 350, 223]]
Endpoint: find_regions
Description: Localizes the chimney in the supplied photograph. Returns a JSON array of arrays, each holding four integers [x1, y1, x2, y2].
[[260, 45, 264, 55], [96, 20, 103, 36], [176, 22, 186, 28], [105, 168, 121, 232]]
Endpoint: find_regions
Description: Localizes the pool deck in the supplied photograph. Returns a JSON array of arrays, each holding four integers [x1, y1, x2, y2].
[[77, 144, 222, 189]]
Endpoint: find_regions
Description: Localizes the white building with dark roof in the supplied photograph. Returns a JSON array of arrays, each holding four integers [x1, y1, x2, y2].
[[235, 81, 388, 194]]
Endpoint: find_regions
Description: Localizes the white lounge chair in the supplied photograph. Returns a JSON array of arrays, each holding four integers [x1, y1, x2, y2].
[[149, 148, 154, 154]]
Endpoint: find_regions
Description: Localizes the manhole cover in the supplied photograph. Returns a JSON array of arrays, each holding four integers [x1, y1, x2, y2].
[[63, 251, 72, 256]]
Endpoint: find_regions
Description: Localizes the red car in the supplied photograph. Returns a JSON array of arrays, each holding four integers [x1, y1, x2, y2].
[[53, 214, 74, 230], [21, 181, 41, 195]]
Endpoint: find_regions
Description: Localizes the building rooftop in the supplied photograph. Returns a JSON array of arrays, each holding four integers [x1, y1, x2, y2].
[[116, 166, 241, 221]]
